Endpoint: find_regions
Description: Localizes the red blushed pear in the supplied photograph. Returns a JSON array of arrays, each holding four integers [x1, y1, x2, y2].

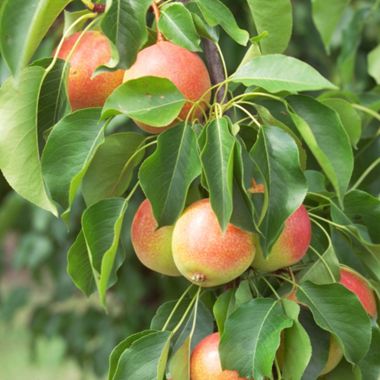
[[172, 199, 255, 287], [190, 333, 248, 380], [56, 31, 124, 110], [340, 266, 377, 318], [131, 200, 180, 276], [252, 205, 312, 272], [123, 41, 211, 134]]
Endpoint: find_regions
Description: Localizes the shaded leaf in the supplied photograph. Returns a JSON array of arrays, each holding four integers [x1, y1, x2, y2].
[[108, 330, 155, 380], [67, 231, 95, 296], [113, 330, 171, 380], [321, 98, 361, 147], [299, 308, 330, 380], [101, 0, 152, 69], [250, 125, 307, 256], [358, 327, 380, 380], [281, 301, 312, 380], [82, 132, 145, 205], [196, 0, 248, 45], [82, 198, 128, 306], [139, 124, 201, 226], [288, 95, 353, 202]]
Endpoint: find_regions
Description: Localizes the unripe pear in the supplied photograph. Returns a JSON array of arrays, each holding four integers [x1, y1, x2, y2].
[[252, 205, 311, 272], [131, 200, 180, 276], [123, 41, 211, 133], [190, 333, 248, 380], [340, 266, 377, 318], [172, 199, 255, 287], [56, 31, 124, 110]]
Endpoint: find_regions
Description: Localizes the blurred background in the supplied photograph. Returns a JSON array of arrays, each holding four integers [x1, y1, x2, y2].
[[1, 0, 379, 378]]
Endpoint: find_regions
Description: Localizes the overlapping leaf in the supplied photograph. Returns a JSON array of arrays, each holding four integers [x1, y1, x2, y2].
[[102, 76, 185, 127], [288, 95, 353, 202], [220, 298, 293, 379], [41, 108, 105, 213], [250, 125, 307, 256], [0, 0, 72, 75], [246, 0, 292, 54], [139, 124, 201, 226], [200, 117, 235, 230], [0, 66, 56, 214], [232, 54, 336, 93], [101, 0, 152, 68]]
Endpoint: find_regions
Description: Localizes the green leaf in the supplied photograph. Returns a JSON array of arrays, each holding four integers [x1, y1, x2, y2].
[[338, 8, 368, 86], [288, 95, 353, 202], [159, 3, 201, 52], [281, 301, 312, 380], [299, 308, 331, 380], [305, 170, 327, 193], [101, 0, 152, 69], [230, 140, 256, 233], [82, 132, 145, 206], [358, 327, 380, 380], [213, 289, 235, 335], [368, 44, 380, 85], [0, 66, 56, 214], [220, 298, 293, 379], [246, 0, 292, 54], [311, 0, 350, 53], [0, 0, 72, 75], [298, 226, 340, 285], [41, 108, 105, 213], [113, 330, 171, 380], [108, 331, 155, 380], [250, 125, 307, 255], [297, 282, 372, 364], [196, 0, 249, 46], [102, 77, 186, 127], [139, 124, 201, 226], [200, 118, 235, 230], [332, 190, 380, 245], [188, 4, 219, 42], [232, 54, 336, 93], [33, 58, 69, 139], [169, 336, 191, 380], [321, 98, 361, 148], [82, 198, 128, 306], [67, 231, 95, 297]]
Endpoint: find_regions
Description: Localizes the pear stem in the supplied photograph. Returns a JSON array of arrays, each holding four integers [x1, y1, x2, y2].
[[81, 0, 105, 13], [152, 2, 164, 42]]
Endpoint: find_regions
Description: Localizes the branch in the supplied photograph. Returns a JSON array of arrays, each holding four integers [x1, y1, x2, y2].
[[177, 0, 226, 102]]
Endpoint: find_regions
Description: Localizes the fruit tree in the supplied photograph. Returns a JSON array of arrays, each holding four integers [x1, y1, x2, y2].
[[0, 0, 379, 379]]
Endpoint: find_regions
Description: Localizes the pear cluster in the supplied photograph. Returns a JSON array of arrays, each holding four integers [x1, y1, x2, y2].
[[56, 30, 378, 380]]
